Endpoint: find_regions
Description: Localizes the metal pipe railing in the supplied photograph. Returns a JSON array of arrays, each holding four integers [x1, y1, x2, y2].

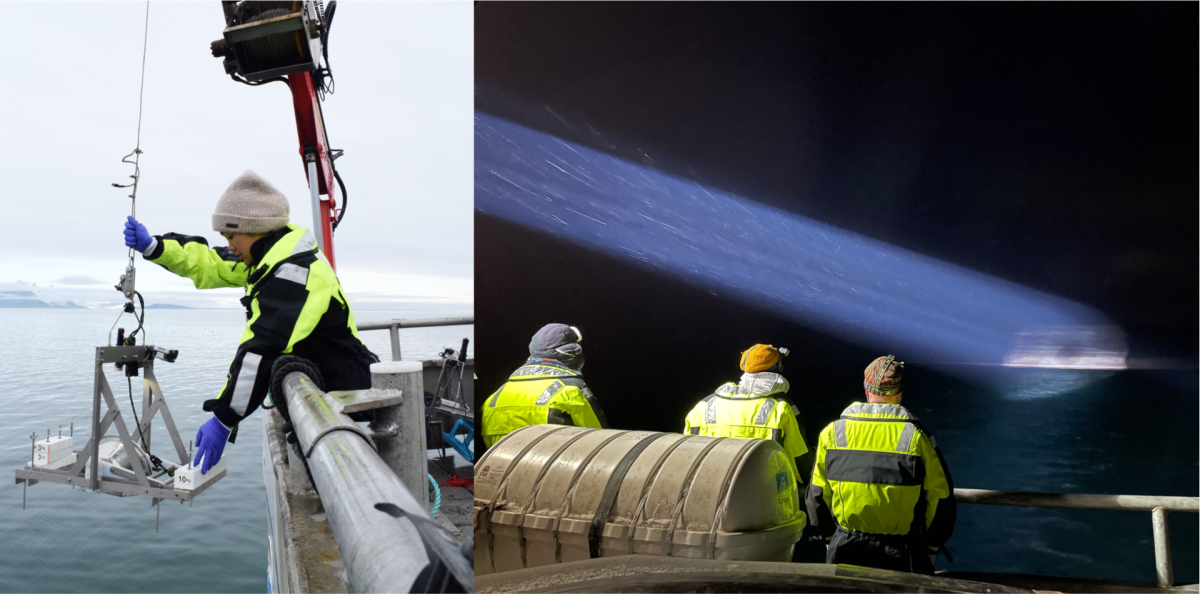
[[282, 371, 470, 592], [955, 488, 1199, 588], [356, 316, 473, 362]]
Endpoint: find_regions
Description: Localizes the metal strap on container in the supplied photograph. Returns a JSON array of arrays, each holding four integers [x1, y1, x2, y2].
[[482, 426, 565, 512], [664, 437, 725, 557], [478, 426, 566, 568], [512, 429, 595, 567], [706, 438, 763, 559], [586, 432, 667, 559], [550, 430, 632, 563], [625, 437, 691, 555]]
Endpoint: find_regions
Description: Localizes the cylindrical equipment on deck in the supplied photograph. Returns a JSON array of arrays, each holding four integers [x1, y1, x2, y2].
[[368, 361, 429, 507], [281, 371, 436, 592], [474, 425, 806, 576]]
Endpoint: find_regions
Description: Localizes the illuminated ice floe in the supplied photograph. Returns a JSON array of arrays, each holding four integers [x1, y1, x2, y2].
[[1003, 325, 1127, 370]]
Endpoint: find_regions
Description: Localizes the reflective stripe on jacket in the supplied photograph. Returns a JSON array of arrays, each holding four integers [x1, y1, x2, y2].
[[805, 402, 955, 548], [147, 225, 378, 428], [482, 359, 608, 447], [683, 372, 809, 483]]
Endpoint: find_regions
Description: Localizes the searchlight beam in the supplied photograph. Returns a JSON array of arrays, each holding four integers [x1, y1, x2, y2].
[[474, 113, 1122, 373]]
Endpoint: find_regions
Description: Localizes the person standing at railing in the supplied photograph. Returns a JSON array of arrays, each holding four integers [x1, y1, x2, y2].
[[683, 344, 813, 488], [481, 323, 608, 448], [122, 170, 379, 474], [805, 355, 956, 574]]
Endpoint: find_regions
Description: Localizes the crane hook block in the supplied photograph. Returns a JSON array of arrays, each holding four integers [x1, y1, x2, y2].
[[115, 265, 136, 300]]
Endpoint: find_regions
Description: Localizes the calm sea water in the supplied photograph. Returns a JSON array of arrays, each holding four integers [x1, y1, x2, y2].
[[0, 308, 472, 593]]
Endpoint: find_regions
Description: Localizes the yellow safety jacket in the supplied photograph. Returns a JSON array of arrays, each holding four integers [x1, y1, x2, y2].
[[482, 359, 608, 447], [146, 224, 378, 429], [806, 402, 955, 549], [683, 372, 809, 485]]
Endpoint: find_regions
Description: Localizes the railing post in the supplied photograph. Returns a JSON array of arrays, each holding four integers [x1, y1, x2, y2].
[[1152, 506, 1173, 588], [90, 352, 102, 491], [389, 323, 401, 362], [370, 361, 429, 508]]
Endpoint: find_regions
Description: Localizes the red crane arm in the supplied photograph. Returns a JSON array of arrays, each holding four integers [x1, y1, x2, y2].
[[287, 71, 337, 270]]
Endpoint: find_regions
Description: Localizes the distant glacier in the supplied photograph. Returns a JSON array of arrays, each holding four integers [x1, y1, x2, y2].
[[0, 290, 85, 308]]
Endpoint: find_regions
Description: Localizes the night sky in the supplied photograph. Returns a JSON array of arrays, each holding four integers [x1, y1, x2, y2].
[[474, 3, 1197, 429]]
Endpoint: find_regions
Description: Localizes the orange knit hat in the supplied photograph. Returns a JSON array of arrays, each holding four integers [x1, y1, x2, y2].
[[740, 344, 786, 373]]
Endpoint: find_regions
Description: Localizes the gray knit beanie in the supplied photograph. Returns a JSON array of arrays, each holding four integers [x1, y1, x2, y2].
[[212, 170, 290, 234]]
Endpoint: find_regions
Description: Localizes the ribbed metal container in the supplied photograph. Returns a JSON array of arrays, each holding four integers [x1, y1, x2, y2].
[[475, 425, 806, 575]]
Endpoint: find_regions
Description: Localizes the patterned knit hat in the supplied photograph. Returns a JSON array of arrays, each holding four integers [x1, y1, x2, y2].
[[740, 344, 785, 373], [212, 170, 290, 234], [864, 355, 905, 396]]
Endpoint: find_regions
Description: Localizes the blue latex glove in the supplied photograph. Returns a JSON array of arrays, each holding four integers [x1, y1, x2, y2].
[[124, 216, 153, 253], [194, 416, 231, 474]]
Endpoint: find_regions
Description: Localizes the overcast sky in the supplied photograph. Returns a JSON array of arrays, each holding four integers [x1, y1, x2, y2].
[[0, 2, 472, 311]]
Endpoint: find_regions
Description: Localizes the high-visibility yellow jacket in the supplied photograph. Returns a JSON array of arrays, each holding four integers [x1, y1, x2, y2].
[[806, 402, 955, 549], [683, 372, 809, 484], [146, 224, 378, 429], [482, 359, 608, 447]]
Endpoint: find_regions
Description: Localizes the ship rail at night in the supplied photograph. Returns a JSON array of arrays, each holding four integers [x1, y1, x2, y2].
[[955, 488, 1199, 589]]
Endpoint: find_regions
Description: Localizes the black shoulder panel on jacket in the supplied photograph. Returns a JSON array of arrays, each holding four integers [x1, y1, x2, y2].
[[161, 232, 210, 247], [214, 246, 242, 263]]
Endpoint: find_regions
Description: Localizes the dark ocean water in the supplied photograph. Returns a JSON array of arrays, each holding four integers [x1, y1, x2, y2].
[[792, 363, 1199, 585], [0, 309, 471, 593]]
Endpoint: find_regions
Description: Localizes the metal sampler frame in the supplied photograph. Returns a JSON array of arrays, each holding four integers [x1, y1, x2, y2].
[[15, 345, 224, 512], [430, 338, 472, 423]]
